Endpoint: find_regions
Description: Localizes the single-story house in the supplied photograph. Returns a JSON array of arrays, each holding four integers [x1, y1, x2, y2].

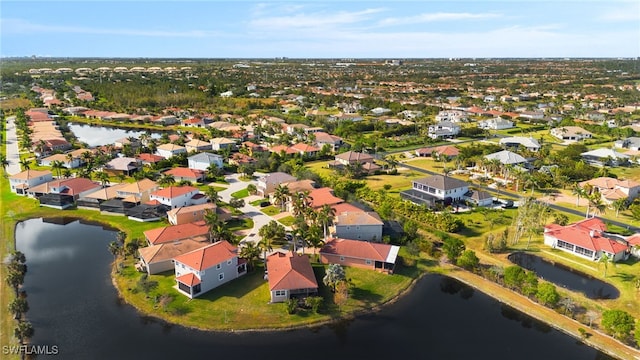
[[144, 221, 210, 245], [102, 157, 142, 176], [580, 148, 629, 167], [266, 252, 318, 303], [320, 238, 400, 274], [550, 126, 593, 142]]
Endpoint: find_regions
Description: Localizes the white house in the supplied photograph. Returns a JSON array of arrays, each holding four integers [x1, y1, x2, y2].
[[428, 121, 461, 140], [499, 137, 541, 152], [188, 152, 224, 171], [550, 126, 593, 142], [149, 186, 207, 209], [580, 148, 630, 167], [478, 118, 514, 130], [184, 139, 212, 153], [435, 110, 467, 123], [484, 150, 528, 166], [579, 177, 640, 204], [173, 240, 247, 298], [9, 169, 53, 195], [400, 175, 469, 207], [210, 137, 236, 151], [332, 211, 384, 242], [156, 143, 187, 159]]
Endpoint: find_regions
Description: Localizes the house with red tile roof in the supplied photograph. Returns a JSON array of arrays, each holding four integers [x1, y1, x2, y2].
[[136, 153, 164, 165], [173, 240, 247, 298], [149, 186, 206, 208], [415, 145, 460, 159], [320, 238, 400, 274], [229, 153, 256, 166], [543, 218, 630, 262], [163, 167, 206, 183], [143, 221, 210, 245], [307, 187, 343, 208], [289, 143, 320, 157], [269, 144, 297, 156], [167, 203, 219, 225], [266, 252, 318, 303]]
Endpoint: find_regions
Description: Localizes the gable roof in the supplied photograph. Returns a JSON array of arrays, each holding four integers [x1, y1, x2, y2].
[[484, 150, 527, 164], [166, 203, 216, 217], [157, 143, 186, 151], [174, 240, 237, 271], [334, 151, 374, 163], [117, 178, 158, 194], [579, 177, 640, 190], [188, 152, 223, 163], [266, 252, 318, 291], [336, 211, 383, 226], [164, 167, 205, 179], [259, 172, 297, 185], [413, 174, 468, 190], [321, 238, 399, 264], [10, 169, 52, 180], [104, 157, 140, 171], [581, 148, 629, 160]]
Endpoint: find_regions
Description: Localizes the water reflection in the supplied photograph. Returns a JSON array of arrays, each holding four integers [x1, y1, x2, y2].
[[508, 252, 619, 299], [15, 218, 613, 360], [68, 123, 164, 147]]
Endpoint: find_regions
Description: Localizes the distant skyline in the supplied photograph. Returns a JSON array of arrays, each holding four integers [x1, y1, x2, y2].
[[1, 1, 639, 59]]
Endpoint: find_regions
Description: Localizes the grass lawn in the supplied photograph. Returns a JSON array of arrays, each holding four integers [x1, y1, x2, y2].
[[305, 160, 333, 178], [113, 261, 416, 331], [227, 217, 254, 232], [261, 205, 281, 216], [277, 216, 296, 227], [231, 188, 249, 199], [250, 198, 266, 206], [363, 172, 422, 193]]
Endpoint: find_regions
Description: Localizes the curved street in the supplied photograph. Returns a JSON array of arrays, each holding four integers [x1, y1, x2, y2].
[[4, 116, 22, 175]]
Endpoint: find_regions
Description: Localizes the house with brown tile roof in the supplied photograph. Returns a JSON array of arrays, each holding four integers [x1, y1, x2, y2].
[[308, 187, 343, 208], [116, 178, 159, 203], [156, 143, 187, 159], [544, 218, 630, 262], [579, 177, 640, 204], [184, 139, 212, 152], [332, 211, 383, 242], [136, 153, 164, 165], [320, 238, 400, 274], [313, 131, 343, 152], [138, 238, 209, 275], [257, 172, 297, 197], [103, 157, 142, 176], [173, 240, 247, 298], [266, 252, 318, 303], [289, 142, 320, 157], [143, 221, 210, 245], [229, 153, 256, 166]]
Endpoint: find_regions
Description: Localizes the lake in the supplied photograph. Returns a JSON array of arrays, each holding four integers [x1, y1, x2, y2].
[[508, 251, 620, 299], [67, 123, 163, 147], [16, 218, 613, 360]]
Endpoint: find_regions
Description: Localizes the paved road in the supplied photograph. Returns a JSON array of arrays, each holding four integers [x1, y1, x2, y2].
[[399, 162, 640, 232], [4, 116, 22, 175], [217, 173, 291, 250]]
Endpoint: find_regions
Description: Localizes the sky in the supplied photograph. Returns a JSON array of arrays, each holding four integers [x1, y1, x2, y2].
[[1, 0, 639, 58]]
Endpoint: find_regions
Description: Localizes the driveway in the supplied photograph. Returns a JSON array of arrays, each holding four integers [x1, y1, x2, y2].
[[4, 116, 22, 175]]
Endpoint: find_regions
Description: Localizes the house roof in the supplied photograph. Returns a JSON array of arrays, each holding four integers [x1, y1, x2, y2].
[[259, 172, 297, 186], [269, 144, 295, 154], [174, 240, 237, 271], [185, 139, 210, 148], [499, 136, 541, 149], [282, 179, 316, 194], [164, 167, 205, 179], [28, 178, 101, 196], [176, 272, 201, 286], [138, 238, 209, 265], [308, 187, 343, 208], [157, 143, 186, 151], [484, 150, 527, 164], [188, 152, 223, 163], [104, 157, 140, 171], [266, 252, 318, 291], [166, 203, 216, 217], [144, 221, 209, 245], [314, 132, 342, 144], [413, 174, 468, 190], [331, 202, 364, 214], [544, 218, 628, 254], [321, 238, 400, 264], [151, 185, 199, 199], [82, 182, 128, 200], [580, 177, 640, 190], [581, 148, 629, 160], [431, 145, 460, 157], [336, 211, 383, 226], [10, 169, 52, 180], [210, 137, 236, 145], [334, 151, 374, 163], [290, 142, 320, 153], [137, 153, 164, 163], [553, 126, 593, 137], [117, 178, 157, 194]]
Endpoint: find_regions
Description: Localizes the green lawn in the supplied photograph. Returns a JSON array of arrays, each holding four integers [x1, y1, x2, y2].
[[227, 217, 254, 232], [231, 188, 249, 199], [261, 205, 281, 216], [250, 198, 266, 206], [277, 216, 296, 227]]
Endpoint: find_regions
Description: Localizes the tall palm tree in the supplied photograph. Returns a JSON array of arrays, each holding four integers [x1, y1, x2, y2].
[[205, 186, 221, 205], [610, 198, 628, 218], [158, 173, 176, 187], [14, 321, 34, 345], [238, 242, 261, 271], [588, 195, 606, 218], [50, 160, 65, 178], [19, 158, 30, 171], [273, 184, 290, 212], [571, 183, 586, 207], [316, 204, 337, 239], [96, 171, 110, 187], [259, 220, 285, 260]]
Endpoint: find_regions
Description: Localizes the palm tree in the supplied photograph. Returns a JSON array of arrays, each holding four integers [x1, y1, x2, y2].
[[316, 204, 337, 239], [0, 154, 9, 175], [8, 297, 29, 320], [5, 269, 25, 296], [205, 186, 221, 205], [157, 173, 176, 187], [50, 160, 63, 178], [96, 171, 110, 187], [19, 158, 30, 171], [238, 242, 261, 271], [599, 253, 610, 277], [273, 184, 290, 212], [588, 195, 606, 218], [258, 220, 285, 260], [610, 198, 628, 218], [571, 183, 586, 207], [14, 321, 34, 345]]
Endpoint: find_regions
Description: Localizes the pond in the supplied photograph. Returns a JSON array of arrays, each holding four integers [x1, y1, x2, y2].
[[16, 218, 612, 360], [508, 252, 620, 299], [68, 123, 164, 147]]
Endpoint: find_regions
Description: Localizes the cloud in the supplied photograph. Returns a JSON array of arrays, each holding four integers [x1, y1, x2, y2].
[[599, 3, 640, 22], [248, 8, 385, 30], [378, 12, 502, 26], [0, 18, 221, 38]]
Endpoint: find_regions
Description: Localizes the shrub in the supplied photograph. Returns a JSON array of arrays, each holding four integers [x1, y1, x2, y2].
[[304, 296, 323, 314], [285, 298, 297, 315]]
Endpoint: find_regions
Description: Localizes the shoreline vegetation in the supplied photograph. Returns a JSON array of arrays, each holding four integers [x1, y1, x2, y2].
[[2, 204, 639, 360]]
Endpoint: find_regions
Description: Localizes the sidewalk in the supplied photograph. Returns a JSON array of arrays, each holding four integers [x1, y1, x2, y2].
[[5, 116, 22, 175]]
